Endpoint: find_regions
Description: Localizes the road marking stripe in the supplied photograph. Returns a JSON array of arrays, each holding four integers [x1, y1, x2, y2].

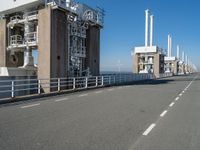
[[21, 103, 40, 109], [143, 124, 156, 136], [175, 97, 179, 101], [78, 94, 88, 97], [179, 93, 182, 96], [182, 91, 185, 93], [169, 102, 175, 107], [95, 91, 103, 94], [55, 98, 69, 102], [160, 110, 168, 117], [125, 86, 131, 88], [108, 89, 114, 91]]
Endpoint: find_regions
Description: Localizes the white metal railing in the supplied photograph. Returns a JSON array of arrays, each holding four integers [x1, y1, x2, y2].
[[0, 74, 156, 100], [158, 73, 173, 78], [10, 35, 23, 45], [46, 0, 70, 9], [25, 32, 38, 43]]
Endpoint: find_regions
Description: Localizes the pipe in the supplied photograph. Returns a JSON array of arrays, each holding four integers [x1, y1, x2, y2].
[[66, 0, 71, 7], [182, 51, 184, 62], [169, 36, 172, 57], [167, 35, 170, 57], [177, 45, 179, 59], [150, 15, 154, 47], [186, 54, 188, 65], [145, 9, 149, 47]]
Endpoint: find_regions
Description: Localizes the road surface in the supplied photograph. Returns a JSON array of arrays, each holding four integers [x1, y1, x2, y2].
[[0, 74, 200, 150]]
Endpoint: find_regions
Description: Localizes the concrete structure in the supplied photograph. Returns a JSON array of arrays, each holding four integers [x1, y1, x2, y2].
[[164, 35, 178, 75], [0, 0, 104, 80], [178, 50, 186, 74], [133, 9, 165, 77]]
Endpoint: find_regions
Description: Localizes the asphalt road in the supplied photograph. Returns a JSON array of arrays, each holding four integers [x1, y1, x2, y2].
[[0, 74, 199, 150]]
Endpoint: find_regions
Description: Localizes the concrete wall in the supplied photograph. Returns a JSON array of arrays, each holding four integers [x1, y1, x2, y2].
[[86, 26, 100, 76], [38, 6, 68, 92], [51, 9, 68, 78], [173, 60, 178, 75], [133, 53, 139, 73], [154, 53, 164, 77], [0, 19, 7, 67]]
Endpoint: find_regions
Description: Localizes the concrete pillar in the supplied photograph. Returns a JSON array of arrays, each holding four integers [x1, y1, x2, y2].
[[86, 26, 100, 76], [173, 60, 178, 75], [154, 53, 164, 77], [133, 53, 139, 73], [0, 19, 7, 67], [38, 6, 68, 92], [154, 53, 160, 77]]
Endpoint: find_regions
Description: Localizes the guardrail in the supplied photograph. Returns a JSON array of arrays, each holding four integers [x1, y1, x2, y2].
[[0, 73, 174, 101], [0, 74, 153, 100]]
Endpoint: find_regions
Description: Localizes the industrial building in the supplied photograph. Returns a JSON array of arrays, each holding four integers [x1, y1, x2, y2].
[[133, 9, 165, 77], [0, 0, 104, 79], [164, 35, 178, 75]]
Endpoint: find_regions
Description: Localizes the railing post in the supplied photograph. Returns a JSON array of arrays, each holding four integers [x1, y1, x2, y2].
[[73, 78, 76, 90], [58, 78, 61, 92], [11, 81, 15, 98], [101, 76, 104, 86], [38, 79, 41, 94], [85, 77, 88, 88], [96, 76, 98, 87]]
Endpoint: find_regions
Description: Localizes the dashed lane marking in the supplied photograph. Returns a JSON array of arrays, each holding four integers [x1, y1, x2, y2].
[[95, 91, 103, 94], [21, 103, 40, 109], [175, 97, 180, 101], [143, 124, 156, 136], [78, 94, 88, 97], [55, 98, 69, 102], [169, 102, 175, 107], [160, 110, 168, 117]]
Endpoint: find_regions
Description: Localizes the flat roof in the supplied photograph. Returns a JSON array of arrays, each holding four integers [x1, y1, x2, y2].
[[0, 0, 44, 15]]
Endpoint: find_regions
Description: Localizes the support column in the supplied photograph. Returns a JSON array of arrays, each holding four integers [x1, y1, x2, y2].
[[38, 6, 68, 92], [133, 53, 139, 73], [86, 26, 100, 76], [0, 19, 7, 67]]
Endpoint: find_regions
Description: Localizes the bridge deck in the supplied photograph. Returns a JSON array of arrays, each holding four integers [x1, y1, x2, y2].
[[0, 74, 199, 150]]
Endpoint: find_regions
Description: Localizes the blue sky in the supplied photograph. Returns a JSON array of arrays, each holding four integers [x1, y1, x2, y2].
[[78, 0, 200, 71]]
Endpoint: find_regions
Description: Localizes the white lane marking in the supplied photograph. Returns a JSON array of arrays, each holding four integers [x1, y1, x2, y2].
[[95, 91, 103, 94], [117, 87, 123, 89], [108, 88, 114, 91], [175, 97, 180, 101], [125, 86, 131, 88], [160, 110, 168, 117], [78, 94, 88, 97], [55, 98, 69, 102], [169, 102, 175, 107], [21, 103, 40, 109], [182, 91, 185, 93], [143, 124, 156, 136], [179, 93, 182, 96]]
